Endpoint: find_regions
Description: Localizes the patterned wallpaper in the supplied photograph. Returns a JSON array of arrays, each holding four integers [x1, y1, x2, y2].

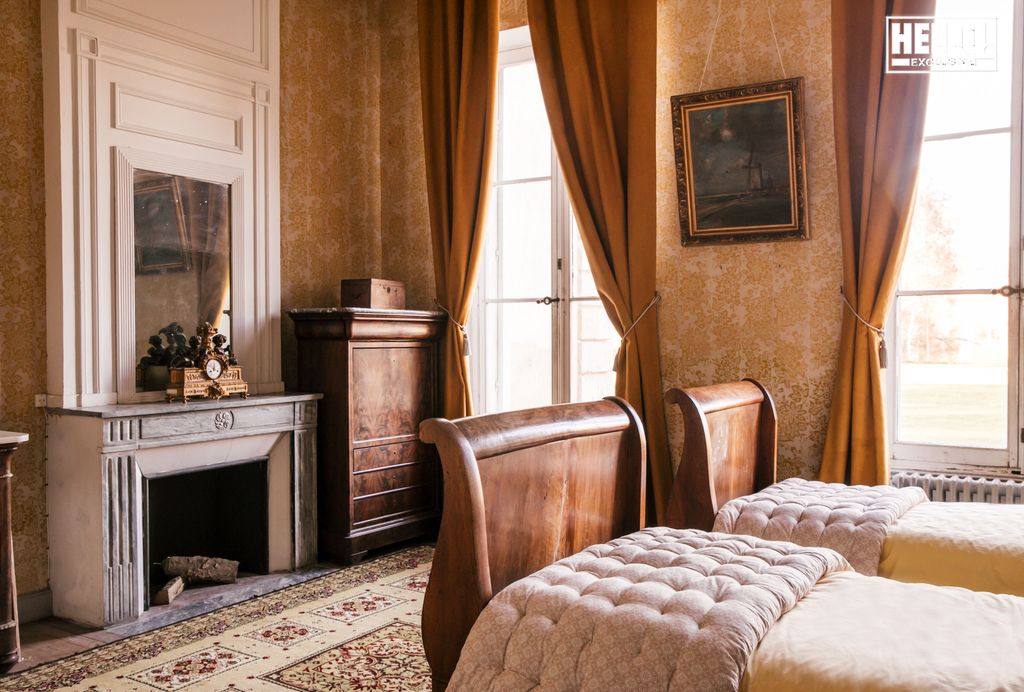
[[500, 0, 528, 30], [379, 1, 434, 311], [0, 0, 48, 594], [279, 0, 385, 389], [656, 0, 843, 479]]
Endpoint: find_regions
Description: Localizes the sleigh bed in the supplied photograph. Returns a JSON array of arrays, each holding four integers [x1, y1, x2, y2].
[[665, 379, 1024, 595], [419, 398, 1024, 691]]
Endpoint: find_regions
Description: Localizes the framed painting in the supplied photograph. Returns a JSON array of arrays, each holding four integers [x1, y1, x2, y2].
[[671, 77, 809, 245], [134, 171, 192, 274]]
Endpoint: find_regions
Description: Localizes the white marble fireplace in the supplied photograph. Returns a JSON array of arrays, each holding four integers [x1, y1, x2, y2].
[[46, 394, 318, 626], [39, 0, 301, 628]]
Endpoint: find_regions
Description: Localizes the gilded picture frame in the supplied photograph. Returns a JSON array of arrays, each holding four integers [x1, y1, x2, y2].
[[134, 172, 192, 274], [671, 77, 809, 245]]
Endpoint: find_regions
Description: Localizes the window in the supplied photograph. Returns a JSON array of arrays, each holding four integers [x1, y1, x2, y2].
[[890, 0, 1022, 472], [470, 27, 619, 414]]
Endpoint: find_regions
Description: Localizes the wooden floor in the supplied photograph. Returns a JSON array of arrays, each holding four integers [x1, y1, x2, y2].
[[13, 619, 124, 673]]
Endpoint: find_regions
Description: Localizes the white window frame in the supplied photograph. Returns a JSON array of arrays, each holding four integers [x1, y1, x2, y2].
[[469, 26, 610, 413], [888, 0, 1024, 476]]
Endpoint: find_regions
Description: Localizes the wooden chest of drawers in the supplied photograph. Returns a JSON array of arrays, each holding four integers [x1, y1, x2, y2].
[[290, 307, 445, 563]]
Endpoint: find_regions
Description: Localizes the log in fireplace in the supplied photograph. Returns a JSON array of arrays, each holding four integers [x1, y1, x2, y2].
[[144, 457, 270, 606]]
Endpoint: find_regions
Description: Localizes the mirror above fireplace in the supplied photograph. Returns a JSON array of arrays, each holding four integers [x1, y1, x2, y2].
[[113, 149, 247, 403], [133, 170, 232, 393]]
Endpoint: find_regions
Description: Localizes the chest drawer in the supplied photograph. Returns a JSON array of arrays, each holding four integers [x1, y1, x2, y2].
[[352, 441, 432, 473], [352, 461, 434, 500], [352, 483, 436, 526]]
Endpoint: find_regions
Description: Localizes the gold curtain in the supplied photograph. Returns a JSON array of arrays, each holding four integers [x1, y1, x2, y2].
[[820, 0, 933, 485], [527, 0, 671, 519], [418, 0, 499, 419]]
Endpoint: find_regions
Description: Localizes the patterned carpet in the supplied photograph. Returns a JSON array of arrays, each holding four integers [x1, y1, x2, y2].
[[1, 546, 434, 691]]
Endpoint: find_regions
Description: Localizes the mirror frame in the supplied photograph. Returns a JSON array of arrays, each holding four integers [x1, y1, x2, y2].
[[115, 148, 244, 403]]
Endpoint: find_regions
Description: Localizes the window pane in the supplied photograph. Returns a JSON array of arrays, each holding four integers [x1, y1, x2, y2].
[[570, 300, 618, 402], [900, 133, 1009, 291], [896, 294, 1007, 449], [570, 216, 599, 298], [499, 62, 551, 181], [498, 181, 551, 298], [485, 302, 552, 412], [924, 0, 1014, 137]]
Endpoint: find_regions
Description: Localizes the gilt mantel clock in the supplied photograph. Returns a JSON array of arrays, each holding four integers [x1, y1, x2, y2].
[[166, 323, 249, 402]]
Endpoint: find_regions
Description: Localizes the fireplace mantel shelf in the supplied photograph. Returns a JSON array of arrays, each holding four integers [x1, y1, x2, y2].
[[48, 392, 321, 419]]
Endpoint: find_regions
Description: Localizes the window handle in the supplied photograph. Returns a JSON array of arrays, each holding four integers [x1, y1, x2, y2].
[[535, 296, 561, 305], [991, 285, 1022, 297]]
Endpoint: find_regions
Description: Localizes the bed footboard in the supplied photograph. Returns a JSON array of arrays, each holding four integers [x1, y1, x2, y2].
[[419, 398, 646, 690], [665, 379, 777, 530]]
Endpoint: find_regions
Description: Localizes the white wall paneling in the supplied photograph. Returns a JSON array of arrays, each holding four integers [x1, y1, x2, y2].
[[43, 0, 282, 407], [76, 0, 270, 69]]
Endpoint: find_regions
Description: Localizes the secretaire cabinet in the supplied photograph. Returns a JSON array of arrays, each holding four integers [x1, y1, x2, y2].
[[289, 308, 445, 563]]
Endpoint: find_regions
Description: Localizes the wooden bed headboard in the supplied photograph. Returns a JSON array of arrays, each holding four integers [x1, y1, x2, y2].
[[419, 398, 646, 690], [664, 379, 777, 531]]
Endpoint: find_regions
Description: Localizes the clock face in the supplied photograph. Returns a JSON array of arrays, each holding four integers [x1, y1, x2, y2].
[[205, 358, 224, 380]]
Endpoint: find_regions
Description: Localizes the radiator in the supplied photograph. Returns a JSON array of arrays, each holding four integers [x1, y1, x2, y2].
[[891, 470, 1024, 505]]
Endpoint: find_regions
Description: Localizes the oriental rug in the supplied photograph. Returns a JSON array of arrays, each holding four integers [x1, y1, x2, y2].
[[1, 546, 434, 691]]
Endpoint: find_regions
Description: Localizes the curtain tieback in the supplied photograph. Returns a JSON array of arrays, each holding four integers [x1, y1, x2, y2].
[[840, 288, 887, 368], [434, 299, 472, 357], [613, 292, 662, 372]]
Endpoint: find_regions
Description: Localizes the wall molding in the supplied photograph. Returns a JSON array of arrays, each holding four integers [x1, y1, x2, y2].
[[75, 0, 270, 70], [44, 5, 283, 407], [113, 84, 244, 153], [18, 589, 53, 625]]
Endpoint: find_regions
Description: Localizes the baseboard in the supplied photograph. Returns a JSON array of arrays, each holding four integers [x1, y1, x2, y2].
[[17, 588, 52, 624]]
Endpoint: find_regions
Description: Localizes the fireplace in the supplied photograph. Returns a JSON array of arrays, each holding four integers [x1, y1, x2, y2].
[[144, 458, 270, 605], [46, 394, 320, 626]]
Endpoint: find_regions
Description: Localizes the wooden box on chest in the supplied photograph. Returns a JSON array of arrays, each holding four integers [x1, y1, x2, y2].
[[289, 308, 445, 563]]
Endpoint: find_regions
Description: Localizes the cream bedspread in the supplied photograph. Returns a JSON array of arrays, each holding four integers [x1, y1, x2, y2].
[[880, 500, 1024, 596], [741, 571, 1024, 692]]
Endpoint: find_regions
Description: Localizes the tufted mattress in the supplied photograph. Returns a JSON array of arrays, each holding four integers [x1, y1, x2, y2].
[[449, 528, 850, 691], [713, 478, 927, 574]]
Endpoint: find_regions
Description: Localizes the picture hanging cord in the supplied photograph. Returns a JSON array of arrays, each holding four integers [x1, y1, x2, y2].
[[696, 0, 723, 92], [697, 0, 787, 92], [765, 0, 788, 79]]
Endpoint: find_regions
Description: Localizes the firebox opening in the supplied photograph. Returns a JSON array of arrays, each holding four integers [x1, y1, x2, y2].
[[144, 457, 270, 607]]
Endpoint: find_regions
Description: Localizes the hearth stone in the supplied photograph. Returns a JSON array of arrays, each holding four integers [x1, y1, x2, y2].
[[46, 393, 320, 627]]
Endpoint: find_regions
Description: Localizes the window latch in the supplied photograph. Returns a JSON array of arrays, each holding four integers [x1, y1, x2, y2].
[[535, 296, 561, 305], [991, 285, 1022, 297]]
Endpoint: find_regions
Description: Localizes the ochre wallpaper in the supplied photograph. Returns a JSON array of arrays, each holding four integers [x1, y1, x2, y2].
[[279, 0, 385, 389], [500, 0, 528, 30], [0, 0, 48, 594], [656, 0, 843, 479], [379, 1, 434, 311]]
